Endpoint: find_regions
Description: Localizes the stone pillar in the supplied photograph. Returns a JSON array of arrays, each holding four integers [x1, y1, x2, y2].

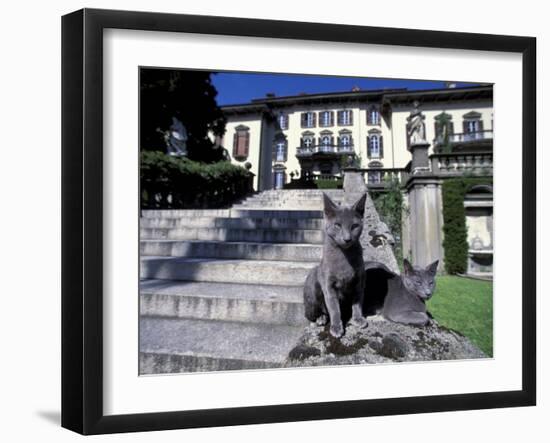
[[409, 142, 431, 174], [406, 177, 444, 270], [258, 112, 277, 191]]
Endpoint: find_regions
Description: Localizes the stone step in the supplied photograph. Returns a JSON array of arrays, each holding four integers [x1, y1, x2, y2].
[[140, 279, 307, 325], [140, 227, 324, 243], [230, 209, 323, 218], [140, 240, 323, 261], [139, 317, 303, 373], [140, 216, 324, 230], [141, 209, 231, 218], [141, 209, 323, 220], [140, 257, 316, 286]]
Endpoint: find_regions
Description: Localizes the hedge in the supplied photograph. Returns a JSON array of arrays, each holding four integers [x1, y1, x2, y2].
[[441, 177, 492, 274], [141, 151, 254, 209]]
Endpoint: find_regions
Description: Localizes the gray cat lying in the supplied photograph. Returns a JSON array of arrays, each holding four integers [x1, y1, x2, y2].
[[364, 259, 439, 326], [303, 193, 368, 338]]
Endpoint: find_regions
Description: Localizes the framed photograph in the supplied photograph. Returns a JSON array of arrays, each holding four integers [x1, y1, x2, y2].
[[62, 8, 536, 435]]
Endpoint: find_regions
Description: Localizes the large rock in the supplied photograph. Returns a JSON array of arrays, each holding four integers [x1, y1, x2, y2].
[[343, 170, 400, 274], [284, 315, 486, 367]]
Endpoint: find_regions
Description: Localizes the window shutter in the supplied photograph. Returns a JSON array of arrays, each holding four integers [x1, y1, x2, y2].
[[463, 120, 468, 133], [337, 111, 342, 125], [367, 136, 372, 157], [329, 111, 334, 126], [272, 142, 277, 161], [284, 141, 288, 162], [380, 136, 384, 158], [301, 113, 306, 128], [312, 112, 316, 127], [349, 111, 353, 125], [366, 110, 371, 125], [350, 135, 354, 148], [233, 132, 238, 157], [478, 119, 484, 132], [244, 132, 250, 157]]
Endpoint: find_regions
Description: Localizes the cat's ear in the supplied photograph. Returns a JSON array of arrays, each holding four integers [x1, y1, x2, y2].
[[323, 193, 338, 218], [403, 258, 414, 274], [426, 260, 439, 274], [351, 193, 367, 217]]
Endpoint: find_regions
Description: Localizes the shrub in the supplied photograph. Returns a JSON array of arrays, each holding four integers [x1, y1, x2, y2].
[[315, 179, 343, 189], [371, 178, 406, 263], [140, 151, 254, 209], [441, 178, 492, 274]]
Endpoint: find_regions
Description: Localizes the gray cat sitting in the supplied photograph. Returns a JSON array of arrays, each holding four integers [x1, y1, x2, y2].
[[364, 259, 438, 326], [303, 193, 368, 338]]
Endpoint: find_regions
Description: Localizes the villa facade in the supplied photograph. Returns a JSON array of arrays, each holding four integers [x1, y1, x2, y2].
[[220, 85, 493, 191]]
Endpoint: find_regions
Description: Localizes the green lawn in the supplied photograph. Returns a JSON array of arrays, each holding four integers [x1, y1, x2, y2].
[[427, 276, 493, 356]]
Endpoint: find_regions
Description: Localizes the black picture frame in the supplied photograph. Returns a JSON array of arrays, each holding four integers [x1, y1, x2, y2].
[[62, 8, 536, 435]]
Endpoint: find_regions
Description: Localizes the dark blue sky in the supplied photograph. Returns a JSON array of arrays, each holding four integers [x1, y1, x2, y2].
[[211, 72, 480, 106]]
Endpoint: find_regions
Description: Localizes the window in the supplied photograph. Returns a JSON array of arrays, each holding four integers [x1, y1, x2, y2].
[[320, 134, 333, 152], [275, 141, 286, 162], [339, 134, 352, 151], [302, 135, 313, 149], [272, 137, 287, 162], [277, 113, 288, 130], [462, 111, 484, 140], [300, 132, 315, 152], [232, 125, 250, 160], [337, 110, 353, 126], [273, 170, 285, 189], [367, 106, 380, 125], [367, 133, 383, 158], [319, 111, 334, 127], [301, 112, 316, 128]]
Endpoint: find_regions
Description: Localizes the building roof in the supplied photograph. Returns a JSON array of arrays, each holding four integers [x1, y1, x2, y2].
[[221, 84, 493, 115]]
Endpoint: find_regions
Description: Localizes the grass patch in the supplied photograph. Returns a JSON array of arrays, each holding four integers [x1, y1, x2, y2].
[[427, 275, 493, 356]]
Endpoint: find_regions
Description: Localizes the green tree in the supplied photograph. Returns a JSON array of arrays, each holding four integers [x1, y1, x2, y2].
[[140, 69, 227, 163]]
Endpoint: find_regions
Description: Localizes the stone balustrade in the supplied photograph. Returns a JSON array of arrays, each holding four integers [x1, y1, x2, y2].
[[430, 151, 493, 176], [296, 145, 355, 156]]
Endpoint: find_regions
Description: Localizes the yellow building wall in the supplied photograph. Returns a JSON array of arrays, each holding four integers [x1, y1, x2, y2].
[[222, 116, 263, 189], [390, 101, 493, 169], [223, 99, 493, 188]]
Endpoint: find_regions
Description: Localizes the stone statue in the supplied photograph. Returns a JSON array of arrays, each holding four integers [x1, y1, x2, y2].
[[165, 117, 188, 157], [406, 101, 426, 147]]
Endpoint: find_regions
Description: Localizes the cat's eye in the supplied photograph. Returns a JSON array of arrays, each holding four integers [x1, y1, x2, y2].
[[334, 223, 341, 229], [351, 224, 360, 230]]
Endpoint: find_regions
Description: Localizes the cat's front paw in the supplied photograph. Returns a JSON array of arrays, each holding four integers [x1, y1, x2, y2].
[[350, 316, 368, 329], [329, 323, 344, 338]]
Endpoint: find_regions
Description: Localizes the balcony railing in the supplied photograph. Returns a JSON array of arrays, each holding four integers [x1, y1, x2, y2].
[[434, 130, 493, 148], [296, 144, 355, 157], [430, 151, 493, 176]]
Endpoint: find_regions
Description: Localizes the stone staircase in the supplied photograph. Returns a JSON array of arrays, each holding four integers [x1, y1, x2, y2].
[[139, 190, 343, 374]]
